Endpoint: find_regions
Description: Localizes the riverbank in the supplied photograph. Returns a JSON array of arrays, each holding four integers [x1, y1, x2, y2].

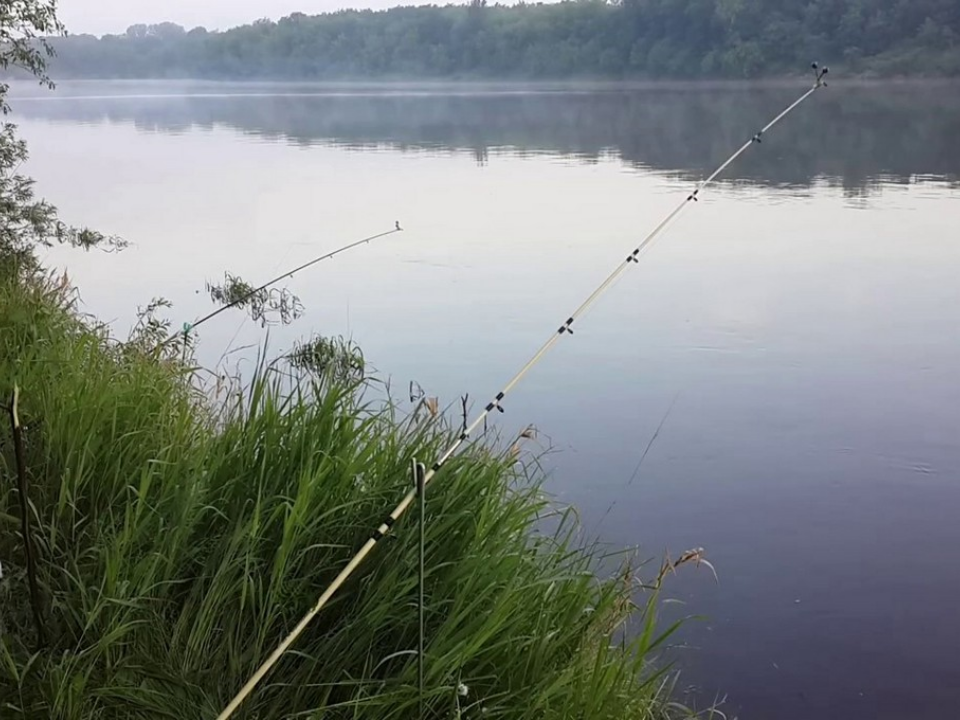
[[0, 262, 689, 718]]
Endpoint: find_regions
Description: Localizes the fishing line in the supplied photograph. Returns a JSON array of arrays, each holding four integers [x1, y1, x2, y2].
[[414, 459, 427, 720], [216, 65, 829, 720], [597, 391, 681, 530], [160, 224, 403, 349]]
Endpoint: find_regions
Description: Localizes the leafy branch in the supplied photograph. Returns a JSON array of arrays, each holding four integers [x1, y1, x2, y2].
[[205, 272, 304, 327]]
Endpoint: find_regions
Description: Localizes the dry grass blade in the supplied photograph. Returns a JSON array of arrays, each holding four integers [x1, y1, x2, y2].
[[657, 547, 718, 586]]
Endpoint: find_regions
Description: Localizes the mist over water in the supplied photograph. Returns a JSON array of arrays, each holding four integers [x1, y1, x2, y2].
[[13, 80, 960, 719], [15, 80, 960, 190]]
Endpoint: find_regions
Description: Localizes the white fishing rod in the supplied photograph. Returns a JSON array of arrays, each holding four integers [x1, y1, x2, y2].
[[158, 224, 403, 349], [216, 63, 829, 720]]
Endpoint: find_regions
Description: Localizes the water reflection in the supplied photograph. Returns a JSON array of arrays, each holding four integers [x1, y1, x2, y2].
[[12, 81, 960, 193]]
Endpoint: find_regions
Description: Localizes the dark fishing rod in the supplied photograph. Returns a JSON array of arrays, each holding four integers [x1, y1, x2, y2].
[[216, 64, 829, 720], [160, 224, 403, 348]]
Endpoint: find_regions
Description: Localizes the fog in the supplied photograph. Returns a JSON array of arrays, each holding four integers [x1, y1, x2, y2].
[[59, 0, 446, 35]]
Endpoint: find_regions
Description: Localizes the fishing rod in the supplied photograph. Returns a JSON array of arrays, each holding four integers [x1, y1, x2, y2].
[[159, 224, 403, 348], [216, 64, 829, 720]]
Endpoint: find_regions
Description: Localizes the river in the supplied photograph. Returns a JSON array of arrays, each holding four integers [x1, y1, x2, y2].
[[11, 79, 960, 719]]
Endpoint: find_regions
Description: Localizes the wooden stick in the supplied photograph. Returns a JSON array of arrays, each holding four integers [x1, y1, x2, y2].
[[9, 385, 46, 649]]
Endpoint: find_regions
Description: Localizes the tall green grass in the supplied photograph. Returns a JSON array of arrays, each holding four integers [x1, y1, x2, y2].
[[0, 272, 691, 719]]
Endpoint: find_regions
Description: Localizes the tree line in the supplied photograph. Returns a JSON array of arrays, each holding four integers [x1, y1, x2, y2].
[[41, 0, 960, 79]]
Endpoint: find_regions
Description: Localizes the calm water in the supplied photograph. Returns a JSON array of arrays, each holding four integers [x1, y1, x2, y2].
[[12, 80, 960, 719]]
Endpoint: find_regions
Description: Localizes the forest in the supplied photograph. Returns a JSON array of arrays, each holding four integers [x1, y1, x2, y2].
[[45, 0, 960, 79]]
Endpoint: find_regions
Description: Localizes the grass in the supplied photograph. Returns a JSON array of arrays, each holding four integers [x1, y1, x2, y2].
[[0, 268, 695, 719]]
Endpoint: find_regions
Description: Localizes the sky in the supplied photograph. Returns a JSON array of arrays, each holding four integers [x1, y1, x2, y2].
[[58, 0, 423, 36]]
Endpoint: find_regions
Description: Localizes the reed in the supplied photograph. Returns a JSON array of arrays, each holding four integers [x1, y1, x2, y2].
[[0, 271, 694, 719]]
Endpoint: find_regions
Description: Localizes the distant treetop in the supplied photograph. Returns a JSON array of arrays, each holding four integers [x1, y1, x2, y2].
[[43, 0, 960, 80]]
